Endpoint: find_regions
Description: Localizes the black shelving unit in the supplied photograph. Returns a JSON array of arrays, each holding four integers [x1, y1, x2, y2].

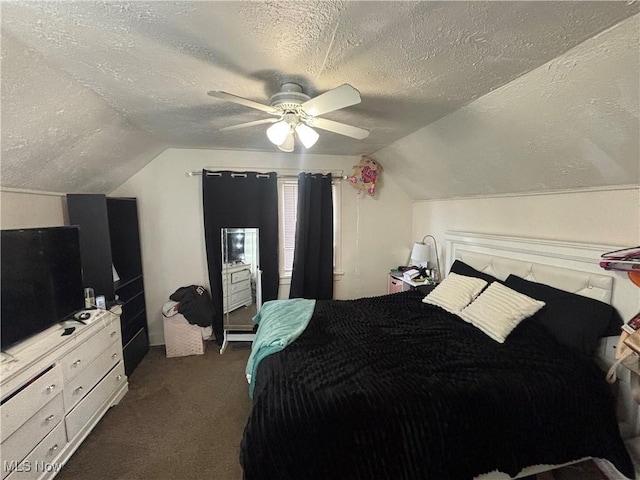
[[67, 194, 149, 376]]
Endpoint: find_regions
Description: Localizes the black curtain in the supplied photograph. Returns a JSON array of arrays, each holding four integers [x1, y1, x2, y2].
[[202, 171, 279, 345], [289, 173, 334, 300]]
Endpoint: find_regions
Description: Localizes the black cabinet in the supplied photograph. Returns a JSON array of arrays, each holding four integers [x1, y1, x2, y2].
[[67, 194, 149, 376]]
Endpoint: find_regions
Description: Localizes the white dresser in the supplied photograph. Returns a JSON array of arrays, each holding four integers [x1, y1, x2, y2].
[[222, 264, 253, 314], [0, 308, 128, 480]]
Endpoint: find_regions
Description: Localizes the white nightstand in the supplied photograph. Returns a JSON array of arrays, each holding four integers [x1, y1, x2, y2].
[[388, 272, 438, 294]]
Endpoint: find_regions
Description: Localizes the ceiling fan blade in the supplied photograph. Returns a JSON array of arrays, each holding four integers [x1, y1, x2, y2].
[[207, 91, 278, 114], [301, 84, 362, 117], [218, 118, 279, 132], [307, 117, 370, 140]]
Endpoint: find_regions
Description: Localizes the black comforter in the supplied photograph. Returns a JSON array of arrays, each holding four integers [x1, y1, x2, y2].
[[241, 290, 634, 480]]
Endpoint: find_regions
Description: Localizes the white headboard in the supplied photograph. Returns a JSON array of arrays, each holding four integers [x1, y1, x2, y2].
[[444, 232, 640, 442], [445, 232, 639, 321]]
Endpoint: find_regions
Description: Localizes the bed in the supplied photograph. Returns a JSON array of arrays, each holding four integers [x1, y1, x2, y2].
[[240, 232, 639, 480]]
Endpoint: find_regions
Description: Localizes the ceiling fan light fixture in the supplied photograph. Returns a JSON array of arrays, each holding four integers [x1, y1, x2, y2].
[[295, 123, 319, 149], [266, 120, 291, 146], [277, 132, 295, 152], [211, 83, 367, 152]]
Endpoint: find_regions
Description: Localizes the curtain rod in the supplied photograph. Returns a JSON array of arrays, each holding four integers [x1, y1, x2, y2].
[[186, 169, 346, 180]]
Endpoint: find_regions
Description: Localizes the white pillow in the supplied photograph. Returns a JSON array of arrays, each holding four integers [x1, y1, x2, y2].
[[458, 282, 545, 343], [422, 272, 487, 314]]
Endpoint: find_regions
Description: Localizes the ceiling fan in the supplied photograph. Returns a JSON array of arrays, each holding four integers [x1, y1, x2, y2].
[[207, 83, 369, 152]]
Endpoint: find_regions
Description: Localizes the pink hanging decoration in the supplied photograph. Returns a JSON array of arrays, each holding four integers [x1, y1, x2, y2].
[[348, 156, 382, 196]]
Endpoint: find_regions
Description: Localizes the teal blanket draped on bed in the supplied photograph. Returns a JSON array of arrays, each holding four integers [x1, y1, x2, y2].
[[245, 298, 316, 397]]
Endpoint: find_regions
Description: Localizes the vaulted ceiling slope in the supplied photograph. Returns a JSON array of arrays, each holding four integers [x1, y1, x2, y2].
[[1, 1, 638, 196], [376, 13, 640, 200]]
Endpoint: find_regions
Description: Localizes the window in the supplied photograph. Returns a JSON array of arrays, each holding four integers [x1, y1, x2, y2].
[[278, 180, 341, 278], [280, 182, 298, 276]]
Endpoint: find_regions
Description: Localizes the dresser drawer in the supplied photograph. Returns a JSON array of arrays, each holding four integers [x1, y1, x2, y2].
[[63, 340, 122, 412], [224, 279, 250, 296], [230, 269, 251, 283], [65, 361, 125, 440], [4, 422, 66, 480], [230, 288, 251, 305], [0, 395, 63, 480], [60, 320, 121, 382], [1, 365, 63, 441]]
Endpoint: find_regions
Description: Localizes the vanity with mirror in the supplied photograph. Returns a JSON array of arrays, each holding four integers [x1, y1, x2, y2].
[[220, 228, 262, 353]]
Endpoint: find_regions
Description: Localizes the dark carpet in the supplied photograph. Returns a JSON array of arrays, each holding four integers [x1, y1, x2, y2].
[[56, 343, 252, 480]]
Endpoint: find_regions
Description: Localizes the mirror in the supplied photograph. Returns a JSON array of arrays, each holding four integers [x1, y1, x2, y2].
[[220, 228, 261, 353]]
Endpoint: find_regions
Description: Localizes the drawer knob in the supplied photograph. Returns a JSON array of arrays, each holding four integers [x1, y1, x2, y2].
[[110, 331, 117, 337], [73, 359, 82, 366], [75, 386, 83, 393], [46, 384, 56, 393], [111, 353, 118, 360], [49, 444, 59, 452], [116, 374, 123, 381], [45, 414, 56, 422]]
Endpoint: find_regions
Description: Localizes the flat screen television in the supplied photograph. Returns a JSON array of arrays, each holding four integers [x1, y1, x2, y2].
[[1, 226, 85, 350]]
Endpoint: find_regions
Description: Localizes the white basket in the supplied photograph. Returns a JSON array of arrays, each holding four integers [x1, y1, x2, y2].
[[163, 313, 205, 358]]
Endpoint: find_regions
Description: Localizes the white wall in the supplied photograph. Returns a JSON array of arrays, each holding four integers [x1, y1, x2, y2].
[[0, 189, 67, 229], [413, 187, 640, 273], [3, 164, 636, 349], [111, 148, 412, 345]]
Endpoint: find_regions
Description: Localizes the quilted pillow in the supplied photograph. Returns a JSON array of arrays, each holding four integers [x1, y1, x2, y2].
[[504, 274, 623, 354], [458, 281, 545, 343], [450, 259, 500, 285], [422, 272, 487, 314]]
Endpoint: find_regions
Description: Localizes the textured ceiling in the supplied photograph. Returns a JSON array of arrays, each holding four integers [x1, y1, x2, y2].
[[1, 1, 639, 195]]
